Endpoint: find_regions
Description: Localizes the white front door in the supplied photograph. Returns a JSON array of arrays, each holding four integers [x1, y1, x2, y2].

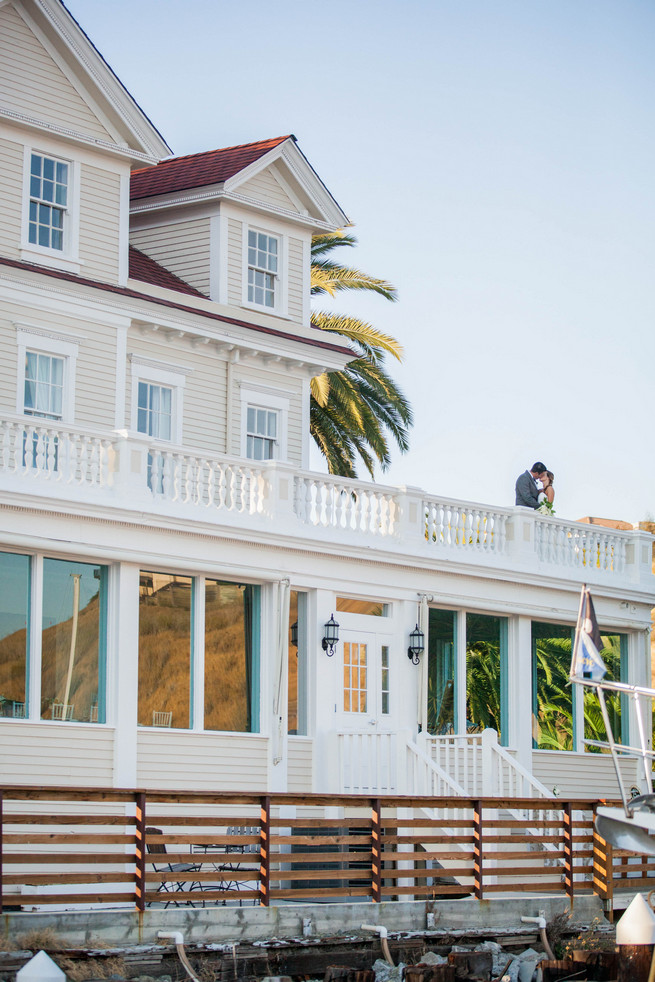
[[338, 630, 395, 791]]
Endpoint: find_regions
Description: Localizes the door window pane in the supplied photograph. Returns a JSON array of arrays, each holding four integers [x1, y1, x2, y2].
[[41, 559, 106, 723], [532, 622, 574, 750], [138, 572, 191, 728], [428, 609, 456, 734], [204, 581, 259, 732], [466, 613, 505, 739], [0, 552, 30, 719], [343, 641, 367, 713], [381, 645, 390, 715]]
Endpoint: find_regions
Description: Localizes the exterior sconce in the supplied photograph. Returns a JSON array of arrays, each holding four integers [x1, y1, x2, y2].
[[322, 614, 340, 657], [290, 620, 298, 649], [407, 623, 425, 665]]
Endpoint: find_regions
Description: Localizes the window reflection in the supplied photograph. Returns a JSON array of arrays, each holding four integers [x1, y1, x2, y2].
[[204, 581, 259, 732], [138, 571, 191, 729], [41, 558, 106, 723], [466, 613, 506, 740], [0, 552, 30, 719], [532, 622, 574, 751], [427, 609, 456, 734]]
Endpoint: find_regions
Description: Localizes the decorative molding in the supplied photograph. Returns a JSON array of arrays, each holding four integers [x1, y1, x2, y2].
[[128, 353, 193, 376], [0, 108, 157, 163], [13, 320, 85, 346]]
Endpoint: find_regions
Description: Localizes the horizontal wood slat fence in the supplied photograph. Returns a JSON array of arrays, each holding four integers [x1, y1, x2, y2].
[[1, 788, 653, 911]]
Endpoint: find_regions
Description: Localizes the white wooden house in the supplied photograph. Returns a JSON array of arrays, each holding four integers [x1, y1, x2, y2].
[[1, 0, 653, 807]]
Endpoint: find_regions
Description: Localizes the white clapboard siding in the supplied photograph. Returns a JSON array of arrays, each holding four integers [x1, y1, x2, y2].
[[0, 137, 23, 260], [126, 332, 228, 453], [239, 169, 299, 212], [79, 164, 121, 284], [0, 4, 113, 142], [227, 218, 243, 305], [231, 364, 303, 464], [287, 236, 304, 323], [288, 737, 313, 792], [533, 750, 640, 799], [130, 219, 211, 296], [137, 730, 269, 790], [0, 723, 114, 786]]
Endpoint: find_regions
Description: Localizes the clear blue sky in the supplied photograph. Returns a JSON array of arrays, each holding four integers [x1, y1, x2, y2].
[[66, 0, 655, 524]]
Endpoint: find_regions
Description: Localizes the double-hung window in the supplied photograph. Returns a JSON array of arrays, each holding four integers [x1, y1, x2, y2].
[[137, 382, 173, 441], [24, 351, 64, 420], [246, 405, 278, 460], [28, 153, 69, 252], [247, 229, 278, 309]]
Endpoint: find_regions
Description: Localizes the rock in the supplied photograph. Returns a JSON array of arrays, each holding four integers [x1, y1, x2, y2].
[[500, 958, 520, 982], [372, 959, 404, 982], [473, 941, 505, 977], [417, 952, 448, 966]]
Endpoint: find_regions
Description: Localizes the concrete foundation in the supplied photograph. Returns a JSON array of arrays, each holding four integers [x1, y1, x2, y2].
[[2, 895, 607, 947]]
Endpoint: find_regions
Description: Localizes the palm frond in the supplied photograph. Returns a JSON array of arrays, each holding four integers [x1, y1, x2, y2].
[[312, 311, 404, 362]]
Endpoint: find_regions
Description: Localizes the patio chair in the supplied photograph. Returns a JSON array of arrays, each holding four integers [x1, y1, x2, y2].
[[191, 826, 260, 906], [51, 702, 74, 720], [152, 710, 172, 727], [145, 826, 201, 906]]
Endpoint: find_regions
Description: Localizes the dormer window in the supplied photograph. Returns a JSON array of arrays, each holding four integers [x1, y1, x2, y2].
[[28, 153, 68, 251], [247, 229, 278, 309]]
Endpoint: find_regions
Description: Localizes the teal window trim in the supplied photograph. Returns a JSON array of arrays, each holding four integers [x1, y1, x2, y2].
[[619, 634, 629, 746], [189, 578, 196, 731], [25, 556, 32, 719], [452, 614, 460, 734], [499, 617, 508, 746]]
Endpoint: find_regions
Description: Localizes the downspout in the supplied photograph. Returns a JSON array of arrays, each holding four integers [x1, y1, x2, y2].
[[520, 915, 555, 961]]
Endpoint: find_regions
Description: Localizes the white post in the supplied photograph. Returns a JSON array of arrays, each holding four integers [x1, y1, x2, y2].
[[507, 615, 534, 774], [111, 563, 140, 787], [481, 728, 496, 796]]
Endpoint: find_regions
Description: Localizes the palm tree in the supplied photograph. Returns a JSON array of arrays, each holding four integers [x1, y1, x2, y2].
[[310, 230, 412, 479]]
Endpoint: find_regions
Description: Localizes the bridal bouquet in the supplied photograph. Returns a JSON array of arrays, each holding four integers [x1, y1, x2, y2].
[[537, 500, 555, 516]]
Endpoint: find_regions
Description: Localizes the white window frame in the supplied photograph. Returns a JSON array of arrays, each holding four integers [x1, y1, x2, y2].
[[239, 385, 289, 462], [21, 146, 81, 273], [15, 326, 79, 423], [242, 224, 288, 316], [129, 357, 189, 445]]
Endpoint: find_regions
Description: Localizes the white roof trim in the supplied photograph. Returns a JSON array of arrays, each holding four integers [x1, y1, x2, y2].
[[18, 0, 170, 160], [224, 138, 349, 228]]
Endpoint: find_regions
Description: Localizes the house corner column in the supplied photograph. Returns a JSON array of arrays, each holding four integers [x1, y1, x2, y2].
[[111, 563, 140, 787], [507, 615, 533, 773]]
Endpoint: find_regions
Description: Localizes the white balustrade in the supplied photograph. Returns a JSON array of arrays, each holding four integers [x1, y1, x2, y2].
[[338, 732, 396, 793], [146, 447, 268, 515], [426, 733, 485, 795], [534, 516, 626, 574], [0, 418, 113, 488], [294, 474, 398, 536], [424, 496, 509, 553]]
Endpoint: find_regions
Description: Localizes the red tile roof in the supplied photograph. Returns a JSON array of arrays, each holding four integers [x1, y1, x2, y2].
[[130, 135, 293, 200], [128, 246, 205, 297], [0, 256, 352, 357]]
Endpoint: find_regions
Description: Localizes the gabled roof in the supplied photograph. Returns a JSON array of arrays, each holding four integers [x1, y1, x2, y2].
[[128, 246, 205, 298], [130, 136, 292, 200]]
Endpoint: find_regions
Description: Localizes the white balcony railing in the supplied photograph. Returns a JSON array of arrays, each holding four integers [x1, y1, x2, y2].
[[0, 416, 651, 588]]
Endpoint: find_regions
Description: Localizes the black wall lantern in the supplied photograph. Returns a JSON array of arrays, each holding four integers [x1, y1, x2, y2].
[[407, 623, 425, 665], [290, 620, 298, 649], [322, 614, 340, 657]]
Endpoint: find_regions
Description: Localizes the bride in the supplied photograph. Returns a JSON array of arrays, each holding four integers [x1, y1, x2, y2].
[[537, 471, 555, 514]]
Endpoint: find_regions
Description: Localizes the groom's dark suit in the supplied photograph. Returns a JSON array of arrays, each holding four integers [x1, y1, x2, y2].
[[515, 470, 540, 508]]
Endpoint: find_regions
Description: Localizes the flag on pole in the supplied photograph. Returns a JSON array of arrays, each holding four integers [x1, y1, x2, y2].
[[571, 586, 607, 680]]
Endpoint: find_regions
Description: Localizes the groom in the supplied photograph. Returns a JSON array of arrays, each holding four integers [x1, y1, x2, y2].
[[515, 461, 548, 508]]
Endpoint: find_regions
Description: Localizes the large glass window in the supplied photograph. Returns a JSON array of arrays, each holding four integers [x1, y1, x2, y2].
[[0, 553, 30, 719], [532, 622, 574, 751], [137, 382, 172, 440], [41, 558, 107, 723], [204, 581, 260, 732], [288, 590, 307, 735], [138, 572, 191, 729], [466, 613, 507, 741], [28, 153, 68, 251], [427, 608, 456, 735], [532, 621, 627, 752]]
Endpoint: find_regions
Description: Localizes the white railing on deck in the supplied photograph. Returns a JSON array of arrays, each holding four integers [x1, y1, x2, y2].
[[295, 474, 397, 536], [535, 516, 626, 574], [0, 418, 113, 488], [147, 447, 267, 515], [426, 729, 552, 799], [405, 738, 467, 796], [424, 497, 509, 554]]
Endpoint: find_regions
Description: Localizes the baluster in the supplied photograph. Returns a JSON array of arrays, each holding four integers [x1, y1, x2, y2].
[[34, 428, 46, 474], [220, 463, 230, 510], [318, 482, 328, 527], [88, 439, 100, 487]]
